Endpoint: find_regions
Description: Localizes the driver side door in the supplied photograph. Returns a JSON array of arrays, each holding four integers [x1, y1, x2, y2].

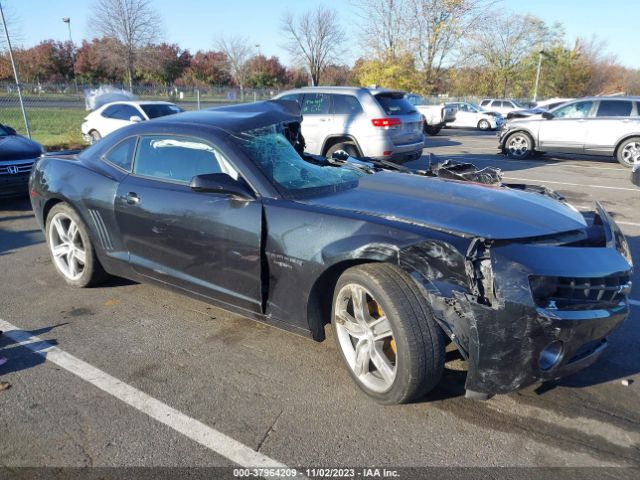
[[538, 100, 595, 153], [114, 134, 264, 314]]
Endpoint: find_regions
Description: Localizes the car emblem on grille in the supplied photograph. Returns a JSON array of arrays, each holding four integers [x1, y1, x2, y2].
[[547, 300, 558, 310], [7, 165, 19, 174]]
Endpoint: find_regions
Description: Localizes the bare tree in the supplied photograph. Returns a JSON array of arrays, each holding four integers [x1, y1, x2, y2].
[[408, 0, 495, 92], [215, 36, 253, 100], [281, 6, 346, 86], [352, 0, 409, 58], [0, 0, 23, 52], [89, 0, 162, 91], [467, 13, 554, 96]]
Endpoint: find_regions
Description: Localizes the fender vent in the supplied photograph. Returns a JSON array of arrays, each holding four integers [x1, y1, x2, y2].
[[87, 209, 113, 251]]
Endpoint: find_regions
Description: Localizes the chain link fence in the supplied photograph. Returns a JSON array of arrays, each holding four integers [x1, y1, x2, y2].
[[0, 82, 280, 149]]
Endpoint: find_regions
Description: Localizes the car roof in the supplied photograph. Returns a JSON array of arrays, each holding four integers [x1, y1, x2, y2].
[[278, 86, 405, 96], [123, 99, 302, 135], [100, 100, 177, 108]]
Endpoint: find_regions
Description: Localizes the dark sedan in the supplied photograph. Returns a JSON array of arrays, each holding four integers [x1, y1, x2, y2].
[[29, 101, 634, 404], [0, 124, 44, 198]]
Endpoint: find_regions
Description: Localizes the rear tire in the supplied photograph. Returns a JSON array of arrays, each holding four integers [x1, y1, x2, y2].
[[331, 263, 445, 405], [505, 131, 534, 159], [46, 203, 110, 288], [326, 141, 360, 159], [616, 137, 640, 168]]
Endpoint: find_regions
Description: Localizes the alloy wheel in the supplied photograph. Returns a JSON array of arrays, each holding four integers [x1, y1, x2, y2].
[[333, 283, 397, 393], [507, 134, 530, 158], [49, 213, 86, 281], [621, 141, 640, 167]]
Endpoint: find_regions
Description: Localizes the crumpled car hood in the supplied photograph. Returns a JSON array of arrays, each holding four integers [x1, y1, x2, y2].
[[0, 135, 43, 161], [302, 171, 587, 240]]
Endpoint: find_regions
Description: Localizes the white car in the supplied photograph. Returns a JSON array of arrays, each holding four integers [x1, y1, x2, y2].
[[479, 99, 528, 116], [534, 97, 574, 111], [445, 102, 504, 130], [81, 101, 183, 144]]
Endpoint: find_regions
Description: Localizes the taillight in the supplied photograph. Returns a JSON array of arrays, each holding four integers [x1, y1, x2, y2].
[[371, 118, 401, 128]]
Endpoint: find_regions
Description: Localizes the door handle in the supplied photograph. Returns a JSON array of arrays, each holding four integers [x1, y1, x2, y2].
[[125, 192, 140, 205]]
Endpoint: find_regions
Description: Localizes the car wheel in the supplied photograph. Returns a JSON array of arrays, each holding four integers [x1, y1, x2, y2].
[[327, 142, 359, 159], [477, 119, 491, 131], [505, 131, 533, 159], [46, 203, 109, 288], [424, 124, 441, 135], [616, 137, 640, 168], [89, 130, 102, 144], [331, 263, 445, 405]]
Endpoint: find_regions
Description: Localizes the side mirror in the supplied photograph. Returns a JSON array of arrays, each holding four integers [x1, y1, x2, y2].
[[190, 173, 254, 200], [542, 111, 554, 120], [129, 115, 143, 123]]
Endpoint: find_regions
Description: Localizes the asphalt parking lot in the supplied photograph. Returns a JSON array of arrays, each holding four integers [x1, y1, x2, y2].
[[1, 129, 639, 476]]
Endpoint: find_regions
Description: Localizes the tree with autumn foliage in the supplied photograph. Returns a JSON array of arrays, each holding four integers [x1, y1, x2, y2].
[[246, 55, 287, 88]]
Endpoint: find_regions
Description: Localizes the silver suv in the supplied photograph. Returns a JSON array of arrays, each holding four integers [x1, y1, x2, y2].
[[499, 96, 640, 167], [274, 86, 424, 162]]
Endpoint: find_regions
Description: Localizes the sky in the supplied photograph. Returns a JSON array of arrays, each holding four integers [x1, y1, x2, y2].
[[3, 0, 638, 68]]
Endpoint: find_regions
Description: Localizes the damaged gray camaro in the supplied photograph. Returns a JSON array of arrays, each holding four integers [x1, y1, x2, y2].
[[30, 100, 634, 405]]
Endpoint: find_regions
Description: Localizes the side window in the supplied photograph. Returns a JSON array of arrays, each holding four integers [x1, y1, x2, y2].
[[102, 105, 120, 118], [301, 93, 331, 115], [553, 101, 594, 119], [104, 136, 137, 171], [332, 95, 364, 115], [111, 105, 141, 121], [495, 101, 504, 108], [480, 100, 490, 107], [134, 135, 239, 184], [506, 101, 516, 109], [596, 100, 633, 117]]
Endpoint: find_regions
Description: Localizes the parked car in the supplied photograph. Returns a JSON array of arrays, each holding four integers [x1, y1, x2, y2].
[[445, 102, 504, 130], [29, 100, 633, 404], [274, 87, 424, 163], [0, 124, 44, 198], [405, 94, 457, 135], [480, 99, 528, 116], [535, 98, 574, 111], [499, 96, 640, 167], [81, 101, 183, 144]]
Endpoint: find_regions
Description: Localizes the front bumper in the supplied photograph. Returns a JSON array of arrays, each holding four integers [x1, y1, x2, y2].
[[405, 207, 633, 396]]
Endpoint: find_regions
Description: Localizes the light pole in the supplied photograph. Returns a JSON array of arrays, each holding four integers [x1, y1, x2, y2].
[[0, 1, 30, 138], [533, 49, 545, 104], [62, 17, 79, 93]]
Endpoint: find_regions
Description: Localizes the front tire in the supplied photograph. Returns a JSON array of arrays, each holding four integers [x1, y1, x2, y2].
[[616, 137, 640, 168], [477, 119, 491, 131], [331, 263, 445, 405], [505, 131, 534, 159], [89, 130, 102, 145], [46, 203, 109, 287]]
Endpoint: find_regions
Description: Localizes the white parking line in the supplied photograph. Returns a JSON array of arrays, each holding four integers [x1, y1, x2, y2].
[[503, 177, 639, 192], [0, 319, 293, 475]]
